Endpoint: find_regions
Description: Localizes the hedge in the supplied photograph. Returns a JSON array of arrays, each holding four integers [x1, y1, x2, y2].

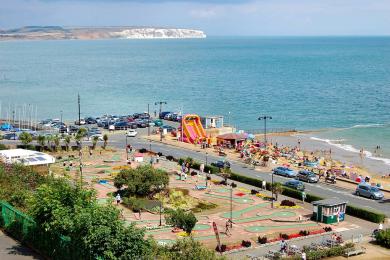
[[346, 205, 385, 224], [177, 156, 386, 224], [375, 228, 390, 248]]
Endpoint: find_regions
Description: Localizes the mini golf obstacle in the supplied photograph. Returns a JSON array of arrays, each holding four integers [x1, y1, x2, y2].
[[245, 222, 318, 233], [203, 193, 254, 204], [220, 203, 269, 219], [233, 211, 297, 224]]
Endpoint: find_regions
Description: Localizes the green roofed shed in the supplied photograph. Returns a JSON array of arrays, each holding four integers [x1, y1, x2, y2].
[[312, 198, 347, 224]]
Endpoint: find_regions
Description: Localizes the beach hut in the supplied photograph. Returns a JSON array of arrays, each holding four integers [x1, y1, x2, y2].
[[216, 133, 247, 149], [312, 198, 347, 224]]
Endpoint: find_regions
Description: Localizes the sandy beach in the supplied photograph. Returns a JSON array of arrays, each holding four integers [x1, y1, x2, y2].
[[267, 132, 390, 176]]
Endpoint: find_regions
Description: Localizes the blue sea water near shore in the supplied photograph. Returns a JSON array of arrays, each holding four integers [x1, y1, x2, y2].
[[0, 36, 389, 162]]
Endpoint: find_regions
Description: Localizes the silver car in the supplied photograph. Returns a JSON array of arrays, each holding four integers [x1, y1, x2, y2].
[[355, 184, 384, 200]]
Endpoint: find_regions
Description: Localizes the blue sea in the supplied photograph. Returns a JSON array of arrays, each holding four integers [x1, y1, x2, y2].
[[0, 37, 389, 160]]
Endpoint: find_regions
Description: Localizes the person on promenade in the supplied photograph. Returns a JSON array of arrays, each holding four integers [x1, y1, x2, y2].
[[200, 163, 205, 174], [116, 194, 121, 205], [262, 180, 266, 190], [280, 240, 287, 253]]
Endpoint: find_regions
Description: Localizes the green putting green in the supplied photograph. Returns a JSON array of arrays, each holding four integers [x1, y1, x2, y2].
[[234, 211, 296, 223], [145, 227, 172, 234], [214, 188, 230, 193], [245, 223, 318, 233], [203, 193, 254, 204], [193, 233, 227, 241], [111, 154, 121, 161], [220, 203, 269, 219], [193, 224, 211, 231], [94, 165, 111, 168], [97, 198, 108, 205]]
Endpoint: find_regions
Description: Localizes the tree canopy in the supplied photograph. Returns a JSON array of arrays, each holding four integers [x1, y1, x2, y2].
[[114, 165, 169, 197]]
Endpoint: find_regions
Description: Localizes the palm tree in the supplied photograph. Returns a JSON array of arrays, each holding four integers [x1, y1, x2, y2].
[[103, 134, 108, 149], [37, 135, 45, 151], [92, 136, 99, 150], [19, 132, 32, 148], [46, 135, 54, 151], [64, 135, 71, 151], [271, 182, 284, 201], [53, 135, 60, 151]]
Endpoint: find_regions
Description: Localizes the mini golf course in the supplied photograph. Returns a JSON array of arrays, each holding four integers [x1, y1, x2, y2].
[[220, 203, 269, 218], [203, 193, 254, 204], [245, 222, 318, 233]]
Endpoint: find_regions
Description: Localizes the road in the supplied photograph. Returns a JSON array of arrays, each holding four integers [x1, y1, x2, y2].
[[0, 230, 42, 260], [109, 130, 390, 217]]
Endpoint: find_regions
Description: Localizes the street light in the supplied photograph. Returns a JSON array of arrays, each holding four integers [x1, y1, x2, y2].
[[125, 135, 129, 162], [229, 182, 235, 228], [154, 101, 167, 117], [159, 201, 163, 226], [271, 170, 274, 208], [205, 152, 208, 166], [258, 116, 272, 147], [60, 110, 63, 126]]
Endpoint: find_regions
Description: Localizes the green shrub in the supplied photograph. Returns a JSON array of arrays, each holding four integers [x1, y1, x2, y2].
[[375, 228, 390, 248], [346, 205, 386, 223], [0, 144, 8, 150], [165, 208, 197, 234]]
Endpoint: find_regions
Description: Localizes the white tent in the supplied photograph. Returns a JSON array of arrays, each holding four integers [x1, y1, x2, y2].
[[0, 149, 55, 166]]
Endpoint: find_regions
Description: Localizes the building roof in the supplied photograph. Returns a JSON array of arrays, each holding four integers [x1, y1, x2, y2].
[[216, 133, 247, 141], [312, 198, 347, 207], [0, 149, 55, 166]]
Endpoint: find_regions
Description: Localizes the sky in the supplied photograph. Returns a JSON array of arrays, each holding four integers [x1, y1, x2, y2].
[[1, 0, 390, 36]]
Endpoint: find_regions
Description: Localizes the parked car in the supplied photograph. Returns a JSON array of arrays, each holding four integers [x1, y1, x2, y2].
[[296, 170, 319, 183], [211, 160, 231, 169], [68, 125, 79, 134], [273, 167, 297, 177], [161, 125, 176, 132], [136, 120, 147, 128], [2, 133, 18, 140], [154, 119, 163, 127], [114, 121, 128, 130], [128, 122, 138, 129], [355, 184, 384, 200], [284, 180, 305, 191], [159, 111, 171, 119], [176, 115, 182, 122], [164, 113, 173, 120], [75, 119, 86, 125], [85, 117, 97, 124], [88, 134, 103, 141], [127, 129, 138, 137]]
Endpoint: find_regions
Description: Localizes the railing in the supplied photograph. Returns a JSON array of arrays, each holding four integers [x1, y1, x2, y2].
[[245, 128, 297, 135], [0, 200, 81, 260]]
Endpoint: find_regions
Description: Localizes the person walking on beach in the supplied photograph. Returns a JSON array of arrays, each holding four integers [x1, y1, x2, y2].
[[116, 194, 121, 205]]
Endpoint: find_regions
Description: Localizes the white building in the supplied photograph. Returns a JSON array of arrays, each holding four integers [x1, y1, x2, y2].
[[0, 149, 55, 166]]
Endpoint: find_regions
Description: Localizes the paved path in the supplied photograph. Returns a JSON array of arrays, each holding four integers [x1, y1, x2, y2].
[[0, 231, 42, 260]]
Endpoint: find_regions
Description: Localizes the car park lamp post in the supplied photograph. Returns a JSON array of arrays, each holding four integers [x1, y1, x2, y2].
[[258, 116, 272, 147], [155, 101, 167, 117], [271, 170, 274, 208], [125, 135, 129, 162], [205, 152, 208, 166]]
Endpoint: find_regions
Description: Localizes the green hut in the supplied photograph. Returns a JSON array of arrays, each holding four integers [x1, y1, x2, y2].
[[312, 198, 347, 224]]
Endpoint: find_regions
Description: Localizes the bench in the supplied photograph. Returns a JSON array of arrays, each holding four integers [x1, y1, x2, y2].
[[344, 246, 366, 258]]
